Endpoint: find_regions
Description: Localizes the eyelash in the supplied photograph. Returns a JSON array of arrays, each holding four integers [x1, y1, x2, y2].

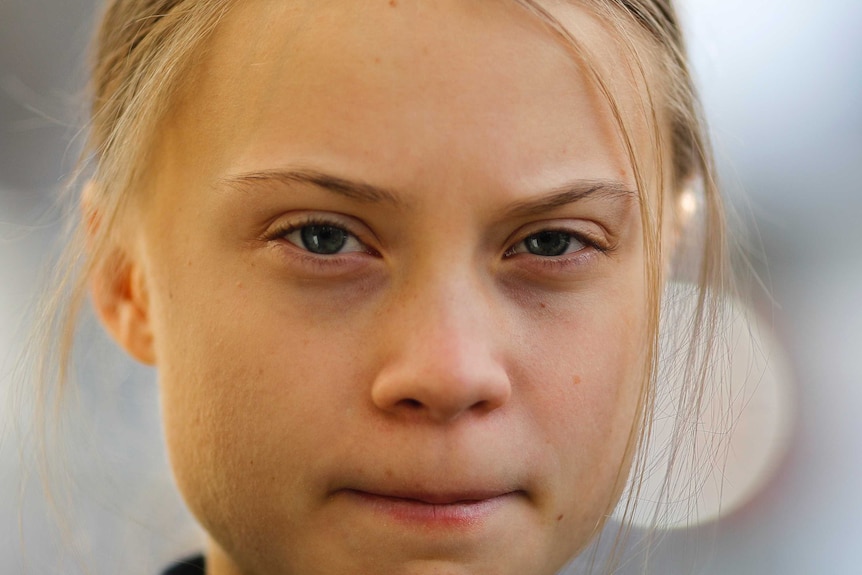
[[265, 216, 610, 270], [264, 216, 378, 270], [505, 229, 607, 255]]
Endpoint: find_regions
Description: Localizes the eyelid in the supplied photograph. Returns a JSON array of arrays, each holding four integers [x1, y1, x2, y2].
[[263, 212, 374, 246], [503, 221, 611, 257], [261, 212, 364, 243], [508, 231, 586, 257]]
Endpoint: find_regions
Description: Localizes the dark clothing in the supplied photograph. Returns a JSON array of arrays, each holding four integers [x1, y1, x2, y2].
[[162, 555, 206, 575]]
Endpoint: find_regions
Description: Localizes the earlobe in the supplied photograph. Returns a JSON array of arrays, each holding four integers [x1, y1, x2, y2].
[[84, 182, 157, 366]]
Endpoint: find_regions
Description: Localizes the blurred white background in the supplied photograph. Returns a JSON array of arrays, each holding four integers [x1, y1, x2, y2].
[[2, 0, 861, 573]]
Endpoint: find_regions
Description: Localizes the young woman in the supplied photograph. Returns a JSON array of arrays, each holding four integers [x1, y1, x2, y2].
[[37, 0, 728, 573]]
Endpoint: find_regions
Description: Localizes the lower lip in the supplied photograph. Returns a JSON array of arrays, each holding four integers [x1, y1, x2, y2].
[[340, 490, 517, 528]]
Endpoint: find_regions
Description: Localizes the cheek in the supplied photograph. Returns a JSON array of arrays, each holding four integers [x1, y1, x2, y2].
[[155, 284, 348, 466], [515, 276, 648, 524], [148, 250, 406, 560], [145, 252, 311, 522]]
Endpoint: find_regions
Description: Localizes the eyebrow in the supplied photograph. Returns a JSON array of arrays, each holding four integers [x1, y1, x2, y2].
[[504, 180, 638, 218], [221, 168, 401, 205], [220, 168, 637, 216]]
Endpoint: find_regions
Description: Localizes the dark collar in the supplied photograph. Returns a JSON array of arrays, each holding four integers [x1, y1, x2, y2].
[[162, 555, 205, 575]]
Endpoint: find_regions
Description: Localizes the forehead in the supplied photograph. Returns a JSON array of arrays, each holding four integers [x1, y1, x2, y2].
[[161, 0, 660, 203]]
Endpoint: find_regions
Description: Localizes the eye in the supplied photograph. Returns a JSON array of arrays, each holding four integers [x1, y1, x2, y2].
[[283, 222, 367, 255], [510, 230, 586, 257]]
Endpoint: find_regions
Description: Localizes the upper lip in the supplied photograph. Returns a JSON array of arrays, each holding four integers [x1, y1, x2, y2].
[[346, 488, 520, 505]]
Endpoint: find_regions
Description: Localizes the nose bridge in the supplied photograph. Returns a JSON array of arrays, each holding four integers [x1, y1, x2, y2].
[[398, 252, 499, 366], [370, 257, 511, 422], [408, 261, 483, 343]]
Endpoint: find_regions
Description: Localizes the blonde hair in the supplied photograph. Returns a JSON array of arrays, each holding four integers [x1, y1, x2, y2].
[[31, 0, 730, 573], [511, 3, 730, 572]]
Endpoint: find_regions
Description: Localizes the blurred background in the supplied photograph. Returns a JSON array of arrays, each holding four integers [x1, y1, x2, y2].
[[1, 0, 860, 573]]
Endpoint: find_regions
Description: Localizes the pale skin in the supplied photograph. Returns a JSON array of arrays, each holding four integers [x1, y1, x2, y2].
[[92, 1, 668, 574]]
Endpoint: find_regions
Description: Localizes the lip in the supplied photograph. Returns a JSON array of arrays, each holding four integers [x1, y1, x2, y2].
[[337, 488, 521, 528]]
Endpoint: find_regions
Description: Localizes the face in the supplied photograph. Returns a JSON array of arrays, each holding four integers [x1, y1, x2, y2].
[[128, 1, 662, 574]]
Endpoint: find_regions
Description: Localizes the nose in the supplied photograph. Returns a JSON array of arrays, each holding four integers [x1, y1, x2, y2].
[[370, 275, 512, 423]]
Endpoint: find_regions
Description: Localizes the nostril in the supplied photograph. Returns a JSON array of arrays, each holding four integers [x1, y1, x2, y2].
[[473, 399, 491, 412], [392, 396, 497, 417], [397, 398, 424, 410]]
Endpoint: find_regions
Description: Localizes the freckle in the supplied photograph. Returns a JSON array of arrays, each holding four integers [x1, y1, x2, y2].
[[389, 0, 397, 6], [557, 514, 564, 521], [572, 375, 582, 385], [385, 468, 394, 478], [374, 56, 381, 64]]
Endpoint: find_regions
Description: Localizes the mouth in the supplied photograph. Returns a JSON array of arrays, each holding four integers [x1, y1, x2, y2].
[[336, 488, 523, 528]]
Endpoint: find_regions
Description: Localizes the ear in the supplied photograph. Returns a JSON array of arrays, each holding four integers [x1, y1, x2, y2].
[[663, 176, 699, 280], [84, 183, 157, 366]]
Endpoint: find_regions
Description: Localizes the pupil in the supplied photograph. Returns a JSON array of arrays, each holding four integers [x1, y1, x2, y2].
[[301, 225, 348, 254], [526, 231, 570, 257]]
